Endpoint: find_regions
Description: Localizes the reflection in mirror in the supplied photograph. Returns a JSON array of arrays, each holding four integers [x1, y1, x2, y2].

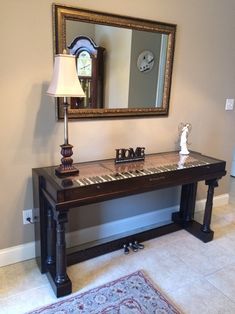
[[68, 35, 105, 109], [67, 22, 167, 109], [53, 5, 176, 119]]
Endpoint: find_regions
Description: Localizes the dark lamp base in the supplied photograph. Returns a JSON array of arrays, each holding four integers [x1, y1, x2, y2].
[[55, 166, 79, 177], [55, 143, 79, 177]]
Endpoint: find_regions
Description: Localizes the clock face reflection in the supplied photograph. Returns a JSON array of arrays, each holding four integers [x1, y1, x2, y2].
[[77, 51, 92, 77], [137, 50, 154, 73]]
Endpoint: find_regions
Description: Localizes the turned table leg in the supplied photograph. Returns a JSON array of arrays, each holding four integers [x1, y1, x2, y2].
[[45, 208, 72, 297], [54, 211, 68, 284], [47, 206, 55, 265], [172, 179, 219, 242]]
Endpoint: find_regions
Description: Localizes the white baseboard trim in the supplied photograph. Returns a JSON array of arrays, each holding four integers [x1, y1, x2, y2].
[[66, 206, 175, 248], [0, 193, 229, 268], [0, 242, 35, 268]]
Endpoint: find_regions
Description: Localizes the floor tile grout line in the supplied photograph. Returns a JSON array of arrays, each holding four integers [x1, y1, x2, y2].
[[203, 276, 235, 305]]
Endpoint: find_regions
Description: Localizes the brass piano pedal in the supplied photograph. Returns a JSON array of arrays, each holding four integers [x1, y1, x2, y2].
[[134, 241, 144, 250], [123, 244, 130, 255], [129, 242, 138, 252]]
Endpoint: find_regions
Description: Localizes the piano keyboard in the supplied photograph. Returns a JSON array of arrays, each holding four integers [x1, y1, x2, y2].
[[75, 160, 209, 187]]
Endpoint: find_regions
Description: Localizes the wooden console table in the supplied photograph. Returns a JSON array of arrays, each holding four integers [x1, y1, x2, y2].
[[32, 151, 226, 297]]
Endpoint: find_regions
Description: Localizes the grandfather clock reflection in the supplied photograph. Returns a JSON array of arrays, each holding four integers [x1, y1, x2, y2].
[[79, 78, 91, 108], [68, 36, 105, 109]]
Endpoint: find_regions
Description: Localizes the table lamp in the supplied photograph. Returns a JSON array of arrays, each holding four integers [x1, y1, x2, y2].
[[47, 52, 85, 176]]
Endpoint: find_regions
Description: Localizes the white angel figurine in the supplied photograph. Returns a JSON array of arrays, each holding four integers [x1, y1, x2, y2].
[[179, 123, 191, 155]]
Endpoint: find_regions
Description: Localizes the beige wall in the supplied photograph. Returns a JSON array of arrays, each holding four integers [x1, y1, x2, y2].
[[95, 25, 132, 108], [1, 0, 235, 250]]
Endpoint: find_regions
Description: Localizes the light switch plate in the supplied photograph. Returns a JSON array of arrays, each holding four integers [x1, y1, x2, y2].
[[225, 98, 234, 110]]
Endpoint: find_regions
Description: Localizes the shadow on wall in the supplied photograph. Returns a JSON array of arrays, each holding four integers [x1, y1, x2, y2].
[[32, 82, 60, 166]]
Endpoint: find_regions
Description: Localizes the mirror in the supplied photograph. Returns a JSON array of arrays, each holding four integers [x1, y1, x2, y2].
[[53, 4, 176, 119]]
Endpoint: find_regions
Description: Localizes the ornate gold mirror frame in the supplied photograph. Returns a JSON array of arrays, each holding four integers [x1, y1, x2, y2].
[[53, 4, 176, 119]]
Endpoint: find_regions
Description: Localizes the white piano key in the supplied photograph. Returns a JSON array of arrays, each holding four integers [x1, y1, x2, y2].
[[100, 175, 108, 182], [76, 179, 85, 186], [104, 175, 114, 181], [96, 175, 106, 182], [126, 171, 136, 177], [85, 177, 94, 184]]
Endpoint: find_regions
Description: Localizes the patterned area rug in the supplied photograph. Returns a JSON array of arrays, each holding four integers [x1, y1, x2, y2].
[[27, 271, 181, 313]]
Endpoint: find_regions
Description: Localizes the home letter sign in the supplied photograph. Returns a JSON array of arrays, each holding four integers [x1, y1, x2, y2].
[[115, 147, 145, 164]]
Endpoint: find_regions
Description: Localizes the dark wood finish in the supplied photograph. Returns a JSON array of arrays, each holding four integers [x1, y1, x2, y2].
[[171, 183, 197, 226], [201, 179, 219, 233], [53, 4, 176, 119], [55, 143, 79, 177], [68, 36, 105, 109], [32, 151, 226, 297], [46, 206, 55, 265], [54, 210, 68, 284]]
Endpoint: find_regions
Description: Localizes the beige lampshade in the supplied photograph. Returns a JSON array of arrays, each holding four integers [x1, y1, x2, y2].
[[47, 54, 85, 97]]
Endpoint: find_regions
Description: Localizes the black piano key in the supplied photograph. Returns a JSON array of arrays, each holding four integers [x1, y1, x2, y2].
[[83, 178, 91, 185], [134, 169, 141, 175], [116, 173, 126, 179], [89, 177, 98, 183], [122, 172, 132, 178], [147, 168, 158, 174], [76, 179, 85, 186], [145, 170, 151, 174], [94, 176, 102, 183], [150, 167, 162, 173], [100, 175, 109, 182], [103, 175, 113, 181], [109, 173, 121, 180], [127, 171, 135, 177], [157, 166, 168, 172], [79, 178, 88, 185], [139, 170, 145, 175]]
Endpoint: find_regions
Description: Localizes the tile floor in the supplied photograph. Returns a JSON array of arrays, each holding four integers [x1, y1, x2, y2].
[[2, 183, 235, 313]]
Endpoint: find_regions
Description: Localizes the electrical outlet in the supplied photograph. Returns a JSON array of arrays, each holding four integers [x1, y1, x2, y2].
[[23, 209, 33, 224]]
